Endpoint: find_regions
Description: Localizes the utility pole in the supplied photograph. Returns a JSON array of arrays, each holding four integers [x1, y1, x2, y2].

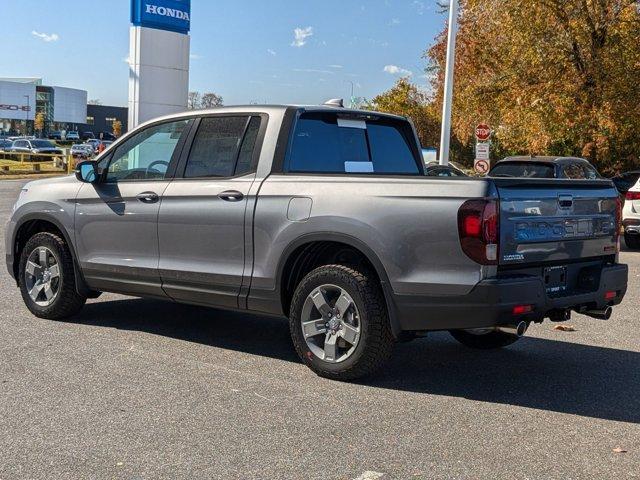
[[24, 95, 30, 136], [438, 0, 459, 166]]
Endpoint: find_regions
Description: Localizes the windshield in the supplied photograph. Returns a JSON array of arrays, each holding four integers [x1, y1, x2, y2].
[[490, 162, 555, 178], [31, 140, 56, 148]]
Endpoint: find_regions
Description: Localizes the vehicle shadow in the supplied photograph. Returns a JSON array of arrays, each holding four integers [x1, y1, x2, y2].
[[74, 297, 640, 424]]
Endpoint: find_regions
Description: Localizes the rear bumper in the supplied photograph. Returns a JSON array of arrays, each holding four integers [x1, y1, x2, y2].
[[394, 263, 628, 331]]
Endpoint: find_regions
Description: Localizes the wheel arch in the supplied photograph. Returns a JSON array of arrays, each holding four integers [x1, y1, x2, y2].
[[276, 232, 401, 337], [11, 214, 91, 296]]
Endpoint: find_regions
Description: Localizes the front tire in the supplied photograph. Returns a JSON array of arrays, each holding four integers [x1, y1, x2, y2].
[[18, 232, 86, 319], [625, 233, 640, 250], [289, 264, 394, 380], [449, 328, 523, 349]]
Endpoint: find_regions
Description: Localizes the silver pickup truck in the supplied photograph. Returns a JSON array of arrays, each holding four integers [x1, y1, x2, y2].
[[5, 105, 628, 380]]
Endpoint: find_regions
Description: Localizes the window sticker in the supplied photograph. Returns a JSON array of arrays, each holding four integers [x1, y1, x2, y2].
[[345, 161, 374, 173], [337, 118, 367, 129]]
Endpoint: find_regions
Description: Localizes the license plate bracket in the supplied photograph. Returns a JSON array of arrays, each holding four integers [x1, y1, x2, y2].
[[544, 265, 567, 295]]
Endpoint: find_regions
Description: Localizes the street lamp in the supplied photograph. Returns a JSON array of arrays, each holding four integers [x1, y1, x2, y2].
[[438, 0, 459, 166], [345, 80, 355, 108], [23, 95, 30, 136]]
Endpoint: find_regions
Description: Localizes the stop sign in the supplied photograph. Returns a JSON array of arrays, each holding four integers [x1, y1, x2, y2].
[[475, 124, 491, 141]]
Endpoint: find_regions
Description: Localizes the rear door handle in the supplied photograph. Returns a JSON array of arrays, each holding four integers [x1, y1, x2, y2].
[[218, 190, 244, 202], [136, 191, 159, 203]]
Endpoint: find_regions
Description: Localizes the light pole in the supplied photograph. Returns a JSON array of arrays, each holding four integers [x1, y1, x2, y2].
[[23, 95, 30, 136], [345, 80, 355, 108], [438, 0, 459, 166]]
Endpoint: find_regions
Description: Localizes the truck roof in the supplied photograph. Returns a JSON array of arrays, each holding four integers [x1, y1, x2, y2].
[[135, 104, 408, 130]]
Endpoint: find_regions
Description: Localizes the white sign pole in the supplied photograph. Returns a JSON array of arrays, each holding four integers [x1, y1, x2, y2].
[[438, 0, 459, 166]]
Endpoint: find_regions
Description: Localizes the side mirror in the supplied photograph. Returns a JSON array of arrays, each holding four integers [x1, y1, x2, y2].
[[75, 160, 99, 183]]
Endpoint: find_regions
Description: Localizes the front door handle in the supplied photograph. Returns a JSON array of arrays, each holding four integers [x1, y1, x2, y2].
[[218, 190, 244, 202], [136, 191, 159, 203]]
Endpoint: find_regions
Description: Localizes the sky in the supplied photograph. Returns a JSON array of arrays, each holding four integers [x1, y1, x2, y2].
[[1, 0, 446, 107]]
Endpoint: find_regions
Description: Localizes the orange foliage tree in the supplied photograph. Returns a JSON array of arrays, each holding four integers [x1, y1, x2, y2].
[[425, 0, 640, 174]]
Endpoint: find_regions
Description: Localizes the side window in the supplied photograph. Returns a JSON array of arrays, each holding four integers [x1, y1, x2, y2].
[[184, 116, 249, 178], [235, 116, 262, 175], [106, 119, 189, 182], [287, 113, 420, 174]]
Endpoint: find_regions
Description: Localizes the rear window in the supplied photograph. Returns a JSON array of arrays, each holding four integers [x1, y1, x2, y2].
[[559, 162, 599, 180], [286, 112, 419, 174], [490, 162, 555, 178]]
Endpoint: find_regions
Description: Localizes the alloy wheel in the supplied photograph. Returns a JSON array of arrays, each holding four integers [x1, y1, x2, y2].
[[300, 284, 361, 363]]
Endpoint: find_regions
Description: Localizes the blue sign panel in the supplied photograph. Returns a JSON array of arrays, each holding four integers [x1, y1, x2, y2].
[[131, 0, 190, 34]]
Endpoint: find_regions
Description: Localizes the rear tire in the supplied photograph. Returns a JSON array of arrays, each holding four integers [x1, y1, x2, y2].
[[18, 232, 86, 320], [624, 234, 640, 250], [449, 328, 523, 349], [289, 264, 394, 381]]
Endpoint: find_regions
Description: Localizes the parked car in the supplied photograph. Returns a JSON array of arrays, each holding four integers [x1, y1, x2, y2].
[[489, 156, 600, 179], [70, 144, 94, 159], [424, 161, 467, 177], [5, 105, 628, 380], [622, 177, 640, 250], [65, 131, 80, 141], [84, 139, 100, 152], [0, 139, 13, 152], [96, 131, 116, 141], [612, 170, 640, 197], [86, 139, 113, 154], [8, 138, 63, 161], [81, 132, 95, 141], [48, 131, 63, 140]]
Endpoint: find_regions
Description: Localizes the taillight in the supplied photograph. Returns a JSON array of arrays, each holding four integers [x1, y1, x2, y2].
[[625, 191, 640, 201], [458, 199, 499, 265]]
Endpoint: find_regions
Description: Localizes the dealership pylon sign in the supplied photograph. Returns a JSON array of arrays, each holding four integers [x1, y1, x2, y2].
[[128, 0, 191, 129]]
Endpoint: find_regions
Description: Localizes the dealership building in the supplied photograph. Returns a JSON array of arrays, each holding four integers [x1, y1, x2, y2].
[[0, 77, 127, 137]]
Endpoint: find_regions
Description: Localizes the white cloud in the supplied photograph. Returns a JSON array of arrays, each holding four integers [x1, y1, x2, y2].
[[328, 64, 343, 69], [389, 18, 401, 26], [190, 53, 202, 60], [32, 30, 59, 42], [267, 49, 277, 56], [412, 1, 426, 15], [291, 26, 313, 47], [293, 68, 335, 75], [123, 55, 131, 64], [383, 64, 413, 76]]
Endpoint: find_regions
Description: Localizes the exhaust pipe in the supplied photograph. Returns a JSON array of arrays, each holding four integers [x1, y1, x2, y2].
[[496, 321, 528, 337], [583, 306, 612, 320]]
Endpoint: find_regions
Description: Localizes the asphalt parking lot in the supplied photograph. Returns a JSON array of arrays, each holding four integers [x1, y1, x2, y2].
[[0, 178, 638, 480]]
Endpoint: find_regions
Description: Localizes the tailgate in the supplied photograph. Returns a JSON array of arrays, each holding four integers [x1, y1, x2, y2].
[[496, 179, 618, 265]]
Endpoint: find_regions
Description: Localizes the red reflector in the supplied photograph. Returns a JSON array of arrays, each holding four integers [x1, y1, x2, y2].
[[512, 304, 533, 315], [605, 290, 616, 300]]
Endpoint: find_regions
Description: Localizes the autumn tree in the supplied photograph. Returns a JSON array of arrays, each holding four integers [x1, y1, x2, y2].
[[112, 119, 122, 138], [427, 0, 640, 174], [369, 78, 441, 149], [34, 112, 45, 136]]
